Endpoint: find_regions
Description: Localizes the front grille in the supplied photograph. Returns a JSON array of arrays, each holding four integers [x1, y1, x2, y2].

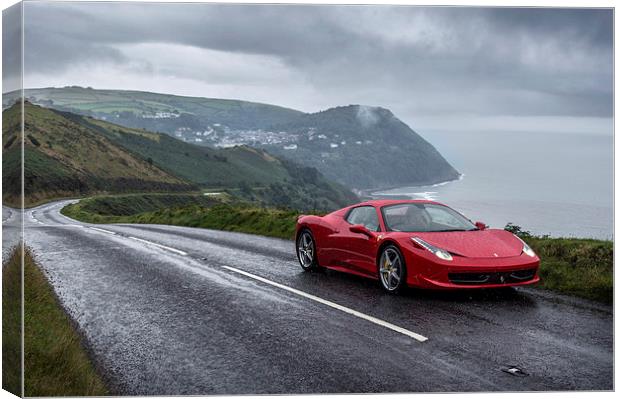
[[448, 269, 536, 285]]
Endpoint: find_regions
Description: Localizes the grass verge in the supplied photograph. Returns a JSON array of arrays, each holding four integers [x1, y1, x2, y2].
[[62, 198, 613, 303], [525, 237, 613, 304], [63, 198, 299, 240], [3, 246, 108, 396], [2, 246, 22, 396], [60, 193, 218, 223]]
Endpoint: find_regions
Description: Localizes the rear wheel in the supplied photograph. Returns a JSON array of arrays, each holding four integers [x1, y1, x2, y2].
[[378, 245, 407, 293], [297, 230, 318, 271]]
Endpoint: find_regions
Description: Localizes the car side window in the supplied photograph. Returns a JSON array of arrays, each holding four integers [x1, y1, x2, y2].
[[346, 206, 380, 231]]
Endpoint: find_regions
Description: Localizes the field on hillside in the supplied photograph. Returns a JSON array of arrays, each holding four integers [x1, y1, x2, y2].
[[5, 87, 303, 130]]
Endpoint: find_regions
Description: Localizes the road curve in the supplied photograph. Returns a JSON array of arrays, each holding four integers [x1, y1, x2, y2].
[[3, 200, 613, 394]]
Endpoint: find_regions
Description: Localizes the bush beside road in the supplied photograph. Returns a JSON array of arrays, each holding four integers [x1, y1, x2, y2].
[[62, 195, 300, 239]]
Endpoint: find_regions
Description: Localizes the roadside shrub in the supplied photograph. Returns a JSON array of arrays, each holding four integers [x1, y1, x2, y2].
[[503, 225, 613, 303]]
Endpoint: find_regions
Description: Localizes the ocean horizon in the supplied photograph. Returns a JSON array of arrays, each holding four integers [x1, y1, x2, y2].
[[370, 130, 613, 240]]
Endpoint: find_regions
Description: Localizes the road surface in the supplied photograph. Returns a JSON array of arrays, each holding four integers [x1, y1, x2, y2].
[[2, 200, 613, 394]]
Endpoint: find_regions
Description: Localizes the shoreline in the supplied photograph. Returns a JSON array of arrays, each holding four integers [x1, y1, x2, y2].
[[356, 174, 464, 199]]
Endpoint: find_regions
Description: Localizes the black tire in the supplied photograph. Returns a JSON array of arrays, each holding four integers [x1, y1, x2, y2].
[[296, 229, 319, 271], [377, 244, 407, 294]]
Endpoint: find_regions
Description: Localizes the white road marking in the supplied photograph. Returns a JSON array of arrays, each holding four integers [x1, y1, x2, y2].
[[128, 236, 188, 256], [42, 224, 83, 228], [221, 265, 429, 343], [88, 227, 117, 235]]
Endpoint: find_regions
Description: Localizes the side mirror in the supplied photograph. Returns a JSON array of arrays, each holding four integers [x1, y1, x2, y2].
[[475, 221, 487, 230], [350, 224, 375, 238]]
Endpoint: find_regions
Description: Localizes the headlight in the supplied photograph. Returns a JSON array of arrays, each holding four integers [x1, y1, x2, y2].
[[515, 236, 536, 257], [522, 242, 536, 257], [411, 237, 453, 261]]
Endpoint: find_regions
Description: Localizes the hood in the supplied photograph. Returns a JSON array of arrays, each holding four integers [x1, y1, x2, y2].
[[414, 229, 523, 259]]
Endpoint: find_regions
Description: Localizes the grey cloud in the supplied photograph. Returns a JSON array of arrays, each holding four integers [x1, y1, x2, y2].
[[12, 2, 614, 119], [23, 3, 363, 63], [26, 29, 129, 73], [483, 8, 612, 48]]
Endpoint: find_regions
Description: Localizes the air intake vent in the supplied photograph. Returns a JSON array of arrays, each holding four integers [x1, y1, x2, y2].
[[448, 269, 536, 285]]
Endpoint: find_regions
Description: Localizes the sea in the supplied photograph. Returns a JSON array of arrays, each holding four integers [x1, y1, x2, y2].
[[369, 130, 613, 240]]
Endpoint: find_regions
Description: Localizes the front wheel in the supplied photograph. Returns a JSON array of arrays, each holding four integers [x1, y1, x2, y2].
[[378, 245, 407, 294], [297, 229, 319, 271]]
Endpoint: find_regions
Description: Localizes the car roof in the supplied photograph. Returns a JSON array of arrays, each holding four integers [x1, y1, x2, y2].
[[352, 199, 445, 208], [325, 199, 449, 218]]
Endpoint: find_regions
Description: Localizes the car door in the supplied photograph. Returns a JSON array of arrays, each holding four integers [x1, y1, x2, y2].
[[317, 211, 351, 268], [343, 206, 381, 277]]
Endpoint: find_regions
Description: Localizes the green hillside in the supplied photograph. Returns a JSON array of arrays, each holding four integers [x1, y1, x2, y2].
[[2, 102, 192, 206], [70, 115, 289, 187], [67, 113, 358, 210], [4, 87, 303, 130], [2, 102, 357, 210]]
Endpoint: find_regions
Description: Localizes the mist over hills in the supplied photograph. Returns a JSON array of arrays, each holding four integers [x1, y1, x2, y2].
[[5, 87, 460, 189]]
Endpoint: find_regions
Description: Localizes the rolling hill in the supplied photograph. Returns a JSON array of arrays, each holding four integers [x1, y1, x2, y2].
[[2, 102, 357, 210], [6, 87, 460, 189], [67, 112, 358, 210], [2, 102, 192, 206], [3, 86, 303, 130]]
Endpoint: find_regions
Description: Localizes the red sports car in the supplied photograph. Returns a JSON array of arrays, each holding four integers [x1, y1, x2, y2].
[[296, 200, 540, 293]]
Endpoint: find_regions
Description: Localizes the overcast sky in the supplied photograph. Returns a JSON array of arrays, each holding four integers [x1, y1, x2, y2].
[[3, 2, 613, 134]]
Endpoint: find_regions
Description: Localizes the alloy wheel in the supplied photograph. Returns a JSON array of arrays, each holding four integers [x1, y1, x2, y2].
[[298, 231, 315, 269], [379, 247, 403, 291]]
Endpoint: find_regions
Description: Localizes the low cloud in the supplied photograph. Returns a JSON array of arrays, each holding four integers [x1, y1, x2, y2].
[[356, 105, 380, 128]]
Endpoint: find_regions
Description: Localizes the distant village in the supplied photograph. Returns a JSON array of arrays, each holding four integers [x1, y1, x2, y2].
[[168, 121, 373, 150]]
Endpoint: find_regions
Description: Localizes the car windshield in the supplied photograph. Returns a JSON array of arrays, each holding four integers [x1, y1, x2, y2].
[[382, 203, 477, 232]]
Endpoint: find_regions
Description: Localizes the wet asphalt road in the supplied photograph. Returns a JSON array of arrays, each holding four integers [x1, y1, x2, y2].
[[2, 200, 613, 394]]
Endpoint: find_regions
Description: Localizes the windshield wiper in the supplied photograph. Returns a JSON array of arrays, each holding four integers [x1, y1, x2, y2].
[[432, 229, 469, 232]]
